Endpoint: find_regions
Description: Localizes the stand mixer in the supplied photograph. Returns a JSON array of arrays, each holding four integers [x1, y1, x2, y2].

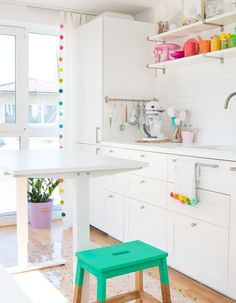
[[141, 100, 167, 140]]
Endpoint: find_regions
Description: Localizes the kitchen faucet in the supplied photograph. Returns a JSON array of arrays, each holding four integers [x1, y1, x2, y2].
[[224, 92, 236, 109]]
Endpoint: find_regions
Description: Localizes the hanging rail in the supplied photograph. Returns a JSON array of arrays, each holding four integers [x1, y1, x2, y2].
[[105, 96, 158, 103]]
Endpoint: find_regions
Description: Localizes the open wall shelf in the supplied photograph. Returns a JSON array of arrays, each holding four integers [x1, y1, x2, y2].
[[147, 11, 236, 43], [147, 47, 236, 72]]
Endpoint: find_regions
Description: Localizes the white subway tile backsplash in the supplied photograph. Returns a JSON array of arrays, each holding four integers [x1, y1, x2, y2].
[[156, 54, 236, 145]]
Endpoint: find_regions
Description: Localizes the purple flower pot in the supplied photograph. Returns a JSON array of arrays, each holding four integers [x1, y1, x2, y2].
[[28, 199, 53, 229]]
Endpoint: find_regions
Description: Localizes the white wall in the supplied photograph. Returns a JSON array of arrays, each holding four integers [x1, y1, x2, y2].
[[0, 3, 60, 29], [135, 2, 236, 145]]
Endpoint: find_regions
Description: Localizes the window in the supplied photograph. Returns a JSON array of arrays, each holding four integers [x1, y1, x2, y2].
[[0, 27, 60, 219], [28, 33, 59, 126]]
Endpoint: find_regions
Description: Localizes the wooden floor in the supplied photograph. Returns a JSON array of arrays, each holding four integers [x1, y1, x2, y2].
[[0, 222, 234, 303]]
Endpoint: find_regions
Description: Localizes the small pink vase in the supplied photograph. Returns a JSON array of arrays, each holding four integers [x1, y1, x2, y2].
[[28, 199, 53, 229]]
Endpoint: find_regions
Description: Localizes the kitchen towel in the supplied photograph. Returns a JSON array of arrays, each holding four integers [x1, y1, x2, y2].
[[173, 159, 198, 205]]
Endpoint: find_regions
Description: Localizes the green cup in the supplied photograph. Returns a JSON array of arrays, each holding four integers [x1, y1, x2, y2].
[[229, 35, 236, 48]]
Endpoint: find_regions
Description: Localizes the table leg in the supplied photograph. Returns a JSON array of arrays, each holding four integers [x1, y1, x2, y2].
[[73, 174, 90, 303], [16, 177, 28, 267]]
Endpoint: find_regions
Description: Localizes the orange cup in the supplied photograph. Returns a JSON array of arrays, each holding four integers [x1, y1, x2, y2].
[[199, 40, 211, 54]]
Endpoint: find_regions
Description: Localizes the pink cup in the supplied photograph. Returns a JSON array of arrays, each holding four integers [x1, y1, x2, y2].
[[181, 131, 194, 144]]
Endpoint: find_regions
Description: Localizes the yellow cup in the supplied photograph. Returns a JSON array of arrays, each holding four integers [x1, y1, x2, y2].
[[211, 37, 221, 52]]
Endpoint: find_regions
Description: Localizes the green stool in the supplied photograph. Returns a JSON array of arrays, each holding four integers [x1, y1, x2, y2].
[[73, 240, 171, 303]]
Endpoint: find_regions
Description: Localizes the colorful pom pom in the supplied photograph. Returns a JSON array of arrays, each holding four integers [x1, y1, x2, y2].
[[59, 188, 64, 194], [60, 35, 64, 40], [60, 200, 64, 205], [59, 101, 63, 105], [59, 124, 64, 128], [59, 78, 63, 83], [61, 212, 66, 217], [59, 57, 63, 62], [59, 89, 63, 93], [60, 24, 64, 29]]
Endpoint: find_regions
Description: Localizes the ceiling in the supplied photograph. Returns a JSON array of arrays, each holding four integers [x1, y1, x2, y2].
[[4, 0, 157, 14]]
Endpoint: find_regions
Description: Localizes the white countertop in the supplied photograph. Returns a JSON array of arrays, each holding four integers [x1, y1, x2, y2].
[[101, 141, 236, 162], [0, 149, 145, 176]]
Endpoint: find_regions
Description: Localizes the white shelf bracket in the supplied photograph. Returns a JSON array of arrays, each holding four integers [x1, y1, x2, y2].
[[147, 64, 166, 74], [203, 54, 224, 64], [203, 21, 224, 32]]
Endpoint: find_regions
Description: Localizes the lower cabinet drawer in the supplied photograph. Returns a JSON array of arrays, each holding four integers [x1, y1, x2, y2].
[[124, 197, 168, 251], [126, 174, 167, 208], [168, 212, 229, 294], [102, 174, 126, 194], [168, 184, 230, 228], [103, 190, 124, 242], [168, 155, 232, 194]]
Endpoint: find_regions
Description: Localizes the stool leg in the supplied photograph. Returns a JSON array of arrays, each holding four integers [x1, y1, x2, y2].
[[97, 276, 106, 303], [135, 271, 143, 303], [73, 264, 84, 303], [159, 258, 171, 303]]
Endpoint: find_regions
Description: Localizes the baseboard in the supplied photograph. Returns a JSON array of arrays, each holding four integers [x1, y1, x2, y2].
[[0, 209, 62, 227]]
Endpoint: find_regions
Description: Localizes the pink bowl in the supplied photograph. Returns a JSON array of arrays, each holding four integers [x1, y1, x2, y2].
[[171, 50, 185, 59]]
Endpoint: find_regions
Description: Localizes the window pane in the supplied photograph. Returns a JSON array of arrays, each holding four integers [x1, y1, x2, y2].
[[0, 137, 19, 214], [0, 35, 16, 124], [28, 33, 59, 126]]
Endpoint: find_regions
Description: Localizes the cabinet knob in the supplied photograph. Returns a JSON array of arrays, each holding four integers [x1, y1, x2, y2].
[[109, 150, 114, 153], [140, 154, 146, 158], [108, 195, 113, 199], [140, 180, 145, 184], [191, 222, 197, 227], [230, 167, 236, 171], [140, 205, 145, 210]]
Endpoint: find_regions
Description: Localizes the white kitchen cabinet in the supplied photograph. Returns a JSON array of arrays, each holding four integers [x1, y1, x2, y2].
[[126, 173, 167, 208], [77, 16, 155, 145], [124, 197, 168, 251], [168, 212, 229, 294], [103, 190, 124, 241], [77, 17, 103, 145]]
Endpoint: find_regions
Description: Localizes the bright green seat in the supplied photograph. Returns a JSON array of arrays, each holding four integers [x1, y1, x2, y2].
[[73, 240, 171, 303]]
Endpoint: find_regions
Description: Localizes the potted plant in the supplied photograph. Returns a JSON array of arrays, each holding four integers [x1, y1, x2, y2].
[[28, 178, 60, 229]]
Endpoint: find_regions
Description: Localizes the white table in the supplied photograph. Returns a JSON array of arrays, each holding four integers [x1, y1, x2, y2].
[[0, 263, 32, 303], [0, 149, 145, 302]]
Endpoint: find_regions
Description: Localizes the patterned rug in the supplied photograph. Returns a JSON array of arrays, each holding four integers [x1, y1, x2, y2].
[[27, 228, 198, 303]]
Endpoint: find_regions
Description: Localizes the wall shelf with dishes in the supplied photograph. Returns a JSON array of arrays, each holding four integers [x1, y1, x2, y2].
[[147, 10, 236, 73], [147, 47, 236, 72]]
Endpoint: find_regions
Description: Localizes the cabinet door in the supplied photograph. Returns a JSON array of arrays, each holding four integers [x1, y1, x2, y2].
[[168, 213, 229, 293], [77, 18, 103, 144], [103, 17, 155, 99], [90, 177, 104, 231], [104, 190, 124, 241], [124, 198, 168, 251]]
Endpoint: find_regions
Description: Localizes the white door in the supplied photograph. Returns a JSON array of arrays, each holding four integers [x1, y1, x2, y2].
[[124, 197, 168, 251], [104, 190, 124, 241], [77, 18, 103, 145], [168, 212, 229, 294]]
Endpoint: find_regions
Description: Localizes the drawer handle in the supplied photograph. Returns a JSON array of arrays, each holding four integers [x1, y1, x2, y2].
[[230, 167, 236, 171], [140, 180, 145, 184], [140, 154, 146, 158], [172, 159, 219, 169], [191, 222, 197, 227], [108, 195, 113, 198], [140, 206, 145, 210], [109, 150, 114, 153]]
